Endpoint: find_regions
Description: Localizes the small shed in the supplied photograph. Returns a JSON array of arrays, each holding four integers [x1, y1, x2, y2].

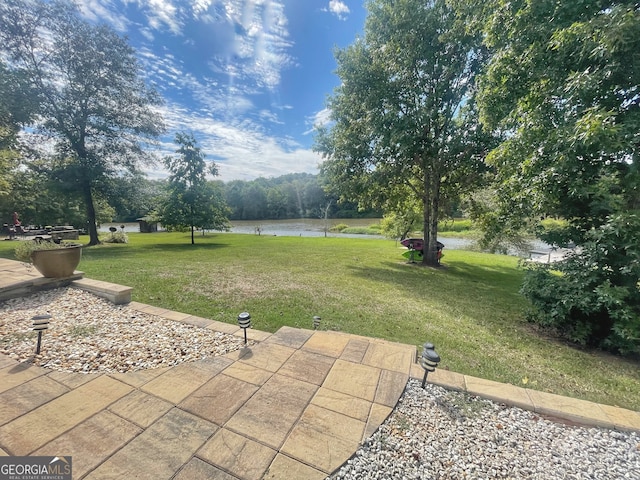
[[137, 217, 158, 233]]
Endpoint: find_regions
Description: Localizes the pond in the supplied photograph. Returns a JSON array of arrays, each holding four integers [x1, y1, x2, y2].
[[100, 219, 474, 250]]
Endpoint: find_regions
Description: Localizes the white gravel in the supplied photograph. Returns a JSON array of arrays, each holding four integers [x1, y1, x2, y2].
[[0, 287, 248, 373], [330, 379, 640, 480]]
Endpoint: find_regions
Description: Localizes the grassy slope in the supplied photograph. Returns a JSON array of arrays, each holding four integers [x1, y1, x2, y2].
[[1, 232, 638, 410]]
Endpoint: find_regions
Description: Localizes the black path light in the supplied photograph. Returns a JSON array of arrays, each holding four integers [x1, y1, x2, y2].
[[313, 316, 321, 330], [237, 312, 251, 345], [32, 314, 51, 355], [419, 342, 440, 388]]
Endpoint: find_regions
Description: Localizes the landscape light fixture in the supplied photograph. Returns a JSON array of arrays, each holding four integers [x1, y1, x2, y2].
[[313, 316, 321, 330], [32, 314, 51, 355], [419, 342, 440, 388], [237, 312, 251, 345]]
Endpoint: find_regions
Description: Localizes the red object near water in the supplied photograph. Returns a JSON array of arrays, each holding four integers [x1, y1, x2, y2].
[[401, 238, 444, 258]]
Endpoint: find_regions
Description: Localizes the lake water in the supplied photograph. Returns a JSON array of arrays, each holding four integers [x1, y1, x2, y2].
[[100, 219, 474, 250]]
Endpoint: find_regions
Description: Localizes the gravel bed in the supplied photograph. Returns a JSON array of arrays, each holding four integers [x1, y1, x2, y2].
[[0, 287, 248, 373], [330, 379, 640, 480]]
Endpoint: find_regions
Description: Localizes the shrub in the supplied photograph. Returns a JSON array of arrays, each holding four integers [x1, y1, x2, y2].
[[520, 214, 640, 355], [439, 219, 473, 232], [329, 223, 349, 232], [102, 231, 128, 244], [14, 240, 75, 263]]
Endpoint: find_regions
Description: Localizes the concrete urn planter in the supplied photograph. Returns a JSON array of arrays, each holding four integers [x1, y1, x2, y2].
[[31, 244, 82, 278]]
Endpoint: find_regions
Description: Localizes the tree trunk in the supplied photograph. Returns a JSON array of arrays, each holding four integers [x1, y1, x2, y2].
[[83, 184, 100, 246], [422, 175, 441, 267], [191, 224, 195, 244]]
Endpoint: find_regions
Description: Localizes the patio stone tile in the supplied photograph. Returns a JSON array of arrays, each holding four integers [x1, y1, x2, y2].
[[32, 410, 141, 479], [197, 428, 277, 480], [206, 321, 240, 335], [0, 355, 17, 370], [174, 457, 237, 480], [108, 367, 171, 388], [225, 374, 318, 449], [311, 387, 372, 422], [364, 403, 393, 440], [0, 376, 69, 425], [108, 390, 173, 428], [598, 404, 640, 432], [302, 331, 350, 358], [179, 315, 214, 328], [45, 371, 96, 389], [234, 328, 272, 342], [236, 342, 296, 373], [278, 350, 335, 386], [417, 366, 466, 392], [0, 362, 48, 394], [0, 375, 132, 455], [263, 453, 326, 480], [281, 404, 365, 474], [142, 357, 232, 404], [527, 389, 613, 428], [362, 342, 414, 374], [465, 375, 534, 411], [265, 326, 314, 349], [322, 359, 380, 402], [221, 361, 273, 386], [85, 408, 215, 479], [179, 374, 258, 426], [158, 310, 192, 322], [374, 369, 408, 408], [340, 338, 370, 363]]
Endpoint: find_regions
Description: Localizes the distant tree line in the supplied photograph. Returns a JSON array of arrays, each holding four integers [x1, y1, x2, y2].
[[0, 171, 378, 228]]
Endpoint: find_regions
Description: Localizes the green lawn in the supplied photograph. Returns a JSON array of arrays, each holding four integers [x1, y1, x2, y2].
[[1, 232, 638, 411]]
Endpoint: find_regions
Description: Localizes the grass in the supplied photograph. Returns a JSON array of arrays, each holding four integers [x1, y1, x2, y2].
[[1, 232, 638, 411]]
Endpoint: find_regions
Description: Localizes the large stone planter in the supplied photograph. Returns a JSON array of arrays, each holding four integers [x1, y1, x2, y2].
[[31, 245, 82, 278]]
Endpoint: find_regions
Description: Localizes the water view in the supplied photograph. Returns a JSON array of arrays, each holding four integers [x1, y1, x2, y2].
[[101, 219, 474, 250]]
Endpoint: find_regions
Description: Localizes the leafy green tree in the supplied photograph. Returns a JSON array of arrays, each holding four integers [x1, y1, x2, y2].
[[315, 0, 491, 266], [466, 0, 640, 245], [162, 132, 229, 244], [0, 62, 37, 200], [0, 0, 164, 245], [457, 0, 640, 353]]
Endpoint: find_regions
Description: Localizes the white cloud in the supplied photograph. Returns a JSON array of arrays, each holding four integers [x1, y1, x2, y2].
[[148, 101, 321, 181], [327, 0, 350, 20], [77, 0, 130, 31]]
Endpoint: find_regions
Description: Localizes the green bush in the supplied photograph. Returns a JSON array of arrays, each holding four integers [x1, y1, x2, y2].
[[340, 227, 381, 235], [102, 232, 129, 244], [521, 214, 640, 355], [439, 219, 473, 232], [329, 223, 349, 232], [14, 240, 74, 263]]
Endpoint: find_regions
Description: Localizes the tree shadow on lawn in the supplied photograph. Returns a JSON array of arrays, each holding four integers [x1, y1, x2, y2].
[[81, 241, 231, 261], [346, 260, 525, 301]]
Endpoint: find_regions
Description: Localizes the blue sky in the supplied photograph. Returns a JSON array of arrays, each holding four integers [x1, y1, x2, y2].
[[76, 0, 367, 181]]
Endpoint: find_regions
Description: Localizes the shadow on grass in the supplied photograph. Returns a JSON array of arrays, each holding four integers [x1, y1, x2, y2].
[[80, 241, 231, 261], [347, 259, 524, 296]]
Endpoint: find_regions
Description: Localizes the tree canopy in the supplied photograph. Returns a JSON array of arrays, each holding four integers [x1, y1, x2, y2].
[[461, 0, 640, 353], [0, 0, 164, 244], [315, 0, 491, 266], [161, 132, 230, 244]]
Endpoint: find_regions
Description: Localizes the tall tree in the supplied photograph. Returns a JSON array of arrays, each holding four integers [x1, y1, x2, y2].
[[162, 132, 229, 244], [315, 0, 491, 266], [0, 0, 164, 245], [0, 62, 37, 200], [467, 0, 640, 245], [464, 0, 640, 353]]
